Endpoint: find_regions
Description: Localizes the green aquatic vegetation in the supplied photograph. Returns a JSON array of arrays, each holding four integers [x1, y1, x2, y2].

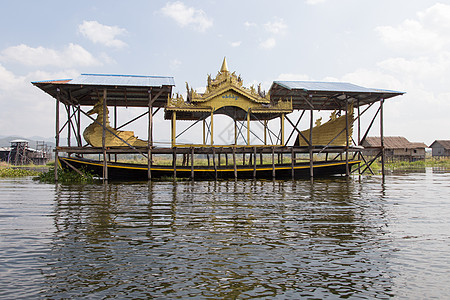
[[34, 167, 95, 184], [0, 167, 40, 177]]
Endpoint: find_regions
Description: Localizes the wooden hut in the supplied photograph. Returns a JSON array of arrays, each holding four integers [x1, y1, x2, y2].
[[430, 140, 450, 157], [361, 136, 427, 161]]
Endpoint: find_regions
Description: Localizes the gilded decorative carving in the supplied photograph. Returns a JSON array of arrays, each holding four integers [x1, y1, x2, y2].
[[83, 97, 147, 147], [165, 57, 292, 117]]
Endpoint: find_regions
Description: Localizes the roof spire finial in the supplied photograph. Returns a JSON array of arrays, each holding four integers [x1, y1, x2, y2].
[[220, 57, 228, 73]]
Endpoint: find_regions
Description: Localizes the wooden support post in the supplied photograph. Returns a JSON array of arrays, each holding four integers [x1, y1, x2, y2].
[[253, 146, 257, 179], [232, 147, 237, 179], [213, 147, 217, 180], [171, 111, 176, 147], [225, 153, 228, 166], [173, 147, 177, 179], [55, 89, 60, 182], [67, 105, 71, 148], [77, 105, 82, 147], [260, 152, 263, 165], [291, 147, 295, 179], [272, 146, 275, 179], [281, 113, 285, 146], [380, 99, 385, 180], [345, 98, 350, 176], [357, 99, 361, 176], [148, 89, 153, 180], [234, 120, 238, 145], [102, 89, 108, 181], [309, 107, 314, 178], [191, 147, 194, 180], [247, 110, 250, 145], [264, 120, 267, 145], [242, 152, 246, 165], [203, 119, 206, 145], [218, 153, 221, 166], [210, 110, 214, 146]]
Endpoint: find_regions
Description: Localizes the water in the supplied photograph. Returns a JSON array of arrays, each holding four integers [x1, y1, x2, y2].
[[0, 168, 449, 299]]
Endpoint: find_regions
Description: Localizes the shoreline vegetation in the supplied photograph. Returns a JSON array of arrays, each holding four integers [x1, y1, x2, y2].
[[1, 158, 449, 182]]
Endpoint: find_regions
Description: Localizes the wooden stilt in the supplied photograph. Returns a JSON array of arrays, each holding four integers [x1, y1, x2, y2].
[[213, 147, 217, 180], [173, 147, 177, 179], [102, 89, 108, 181], [272, 146, 275, 179], [380, 99, 385, 180], [233, 147, 237, 179], [148, 89, 153, 180], [191, 147, 194, 180], [309, 107, 314, 178], [55, 89, 60, 182], [253, 146, 257, 179], [291, 147, 295, 179], [345, 98, 349, 176]]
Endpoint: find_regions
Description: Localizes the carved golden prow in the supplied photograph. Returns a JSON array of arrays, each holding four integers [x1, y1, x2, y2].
[[296, 104, 354, 147], [83, 97, 147, 147]]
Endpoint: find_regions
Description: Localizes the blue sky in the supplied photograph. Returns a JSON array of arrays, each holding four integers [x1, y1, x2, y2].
[[0, 0, 449, 145]]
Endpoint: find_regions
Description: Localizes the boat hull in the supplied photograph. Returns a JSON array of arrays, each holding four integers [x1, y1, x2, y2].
[[58, 156, 360, 181]]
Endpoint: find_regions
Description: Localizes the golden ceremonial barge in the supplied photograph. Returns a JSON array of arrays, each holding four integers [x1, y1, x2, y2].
[[33, 58, 404, 181]]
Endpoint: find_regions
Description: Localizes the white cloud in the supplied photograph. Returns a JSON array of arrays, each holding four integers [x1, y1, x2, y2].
[[264, 18, 287, 35], [0, 43, 101, 67], [305, 0, 326, 4], [230, 41, 241, 47], [78, 20, 127, 48], [244, 21, 257, 28], [0, 66, 80, 137], [259, 38, 276, 49], [375, 3, 450, 55], [276, 73, 311, 81], [170, 58, 182, 70], [161, 1, 213, 32]]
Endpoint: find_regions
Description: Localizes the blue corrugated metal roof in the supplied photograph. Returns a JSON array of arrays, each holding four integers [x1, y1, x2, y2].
[[41, 73, 174, 87], [273, 81, 402, 94], [69, 74, 175, 87]]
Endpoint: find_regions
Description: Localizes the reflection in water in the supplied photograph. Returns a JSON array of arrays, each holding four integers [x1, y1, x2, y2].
[[43, 178, 395, 298], [1, 170, 448, 298]]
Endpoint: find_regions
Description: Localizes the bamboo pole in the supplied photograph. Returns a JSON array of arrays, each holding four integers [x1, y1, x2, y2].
[[213, 147, 217, 180]]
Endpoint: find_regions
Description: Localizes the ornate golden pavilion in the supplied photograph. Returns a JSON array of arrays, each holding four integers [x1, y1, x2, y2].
[[33, 57, 404, 181], [165, 58, 292, 147]]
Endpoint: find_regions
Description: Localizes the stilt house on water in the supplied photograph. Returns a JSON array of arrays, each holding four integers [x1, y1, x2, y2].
[[362, 136, 428, 162], [32, 58, 404, 181], [430, 140, 450, 157], [0, 140, 52, 165]]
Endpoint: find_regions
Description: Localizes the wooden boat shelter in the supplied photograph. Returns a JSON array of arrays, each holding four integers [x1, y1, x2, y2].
[[32, 58, 404, 181]]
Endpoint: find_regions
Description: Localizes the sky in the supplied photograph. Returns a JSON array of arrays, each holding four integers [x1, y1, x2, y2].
[[0, 0, 449, 146]]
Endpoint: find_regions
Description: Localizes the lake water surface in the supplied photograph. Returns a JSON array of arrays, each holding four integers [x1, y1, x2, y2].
[[0, 168, 449, 299]]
